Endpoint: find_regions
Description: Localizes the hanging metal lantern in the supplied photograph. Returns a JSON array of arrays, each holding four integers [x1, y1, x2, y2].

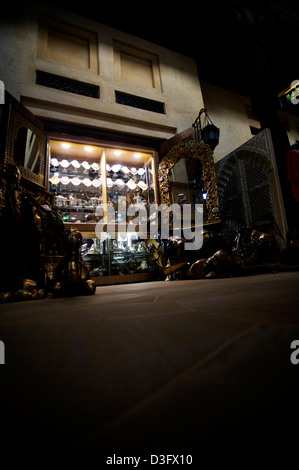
[[192, 108, 220, 150]]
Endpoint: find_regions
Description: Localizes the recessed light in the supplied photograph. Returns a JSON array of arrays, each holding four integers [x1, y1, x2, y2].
[[114, 150, 122, 156], [84, 146, 93, 152], [61, 143, 71, 149], [134, 153, 141, 158]]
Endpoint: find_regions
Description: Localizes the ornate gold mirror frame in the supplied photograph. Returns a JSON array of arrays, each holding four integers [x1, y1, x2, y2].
[[158, 139, 221, 225], [5, 106, 48, 189]]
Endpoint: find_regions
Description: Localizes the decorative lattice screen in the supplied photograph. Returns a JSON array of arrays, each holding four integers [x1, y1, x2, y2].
[[216, 156, 275, 227]]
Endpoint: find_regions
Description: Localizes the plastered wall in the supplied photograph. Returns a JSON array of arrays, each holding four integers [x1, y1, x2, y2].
[[201, 82, 299, 163], [0, 2, 204, 141], [200, 82, 262, 163]]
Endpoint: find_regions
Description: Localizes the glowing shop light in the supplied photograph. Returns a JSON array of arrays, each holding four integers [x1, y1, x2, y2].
[[126, 179, 137, 190], [82, 178, 92, 187], [111, 164, 122, 172], [91, 163, 100, 170], [115, 178, 125, 187], [137, 181, 147, 190], [61, 176, 71, 185], [50, 157, 59, 166], [121, 166, 130, 174], [72, 177, 81, 186], [60, 159, 70, 168], [91, 179, 101, 187], [71, 160, 80, 169]]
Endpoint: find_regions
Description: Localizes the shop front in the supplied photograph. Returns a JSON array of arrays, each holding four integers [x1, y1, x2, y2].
[[48, 136, 162, 285], [0, 92, 222, 298]]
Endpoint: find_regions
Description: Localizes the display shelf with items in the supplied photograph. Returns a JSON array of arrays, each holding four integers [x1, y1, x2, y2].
[[49, 140, 103, 224], [80, 233, 109, 277], [48, 139, 161, 284], [105, 150, 156, 224], [80, 231, 162, 285], [109, 235, 150, 275]]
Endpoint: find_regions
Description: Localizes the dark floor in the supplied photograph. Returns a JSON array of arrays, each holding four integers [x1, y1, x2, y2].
[[0, 272, 299, 460]]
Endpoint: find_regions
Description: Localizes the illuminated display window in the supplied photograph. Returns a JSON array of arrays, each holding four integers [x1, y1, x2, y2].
[[48, 139, 159, 280], [49, 140, 156, 225]]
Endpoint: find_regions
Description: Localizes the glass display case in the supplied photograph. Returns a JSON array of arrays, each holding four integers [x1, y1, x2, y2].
[[105, 150, 155, 220], [48, 139, 161, 284], [49, 141, 103, 223], [80, 233, 159, 279]]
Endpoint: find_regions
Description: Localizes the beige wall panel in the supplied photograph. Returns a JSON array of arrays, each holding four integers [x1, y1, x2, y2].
[[47, 30, 90, 69], [37, 16, 99, 74], [120, 53, 154, 88], [113, 41, 162, 92]]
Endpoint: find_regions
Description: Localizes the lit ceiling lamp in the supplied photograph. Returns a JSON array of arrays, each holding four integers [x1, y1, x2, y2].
[[192, 108, 220, 151]]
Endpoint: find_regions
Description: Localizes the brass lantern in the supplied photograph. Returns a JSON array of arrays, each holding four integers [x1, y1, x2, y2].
[[192, 108, 220, 150]]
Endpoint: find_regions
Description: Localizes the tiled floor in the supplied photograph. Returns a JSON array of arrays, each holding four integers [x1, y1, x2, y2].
[[0, 271, 299, 456]]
